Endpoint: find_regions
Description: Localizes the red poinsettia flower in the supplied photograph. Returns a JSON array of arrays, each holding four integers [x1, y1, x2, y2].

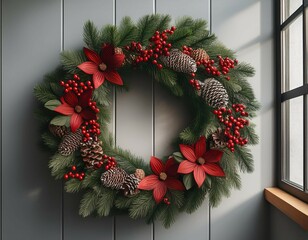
[[178, 136, 225, 188], [54, 90, 97, 132], [78, 45, 125, 89], [138, 157, 185, 203]]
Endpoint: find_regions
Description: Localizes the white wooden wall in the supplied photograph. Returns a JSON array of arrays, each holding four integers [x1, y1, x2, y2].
[[1, 0, 277, 239]]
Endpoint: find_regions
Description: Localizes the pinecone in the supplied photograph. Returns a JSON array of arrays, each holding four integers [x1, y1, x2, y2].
[[190, 48, 210, 63], [48, 124, 67, 138], [58, 129, 83, 156], [211, 128, 227, 149], [101, 167, 128, 189], [80, 140, 103, 169], [160, 49, 197, 73], [197, 78, 229, 108], [121, 169, 145, 196]]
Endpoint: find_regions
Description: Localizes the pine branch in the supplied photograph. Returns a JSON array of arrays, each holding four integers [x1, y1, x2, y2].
[[209, 177, 231, 207], [129, 191, 156, 219], [150, 67, 183, 96], [182, 185, 207, 213], [168, 28, 193, 48], [233, 146, 254, 173], [79, 190, 99, 217], [115, 195, 134, 209], [175, 17, 194, 29], [34, 83, 58, 104], [41, 132, 59, 151], [137, 15, 160, 45], [83, 20, 101, 51], [100, 25, 119, 46], [96, 187, 116, 216], [61, 50, 86, 73], [117, 17, 137, 47], [240, 123, 259, 145], [155, 15, 171, 31], [65, 178, 84, 193], [49, 153, 75, 179]]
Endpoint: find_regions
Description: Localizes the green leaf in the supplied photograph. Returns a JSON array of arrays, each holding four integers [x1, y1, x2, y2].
[[44, 99, 61, 110], [183, 173, 194, 190], [172, 152, 184, 163], [50, 115, 70, 126]]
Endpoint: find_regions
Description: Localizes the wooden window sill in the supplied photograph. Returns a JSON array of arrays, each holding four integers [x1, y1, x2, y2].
[[264, 187, 308, 230]]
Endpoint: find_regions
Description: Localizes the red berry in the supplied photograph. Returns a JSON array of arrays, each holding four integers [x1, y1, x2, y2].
[[72, 166, 76, 171], [64, 174, 69, 180]]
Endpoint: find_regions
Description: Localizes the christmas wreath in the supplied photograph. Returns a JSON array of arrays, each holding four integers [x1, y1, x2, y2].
[[34, 15, 259, 228]]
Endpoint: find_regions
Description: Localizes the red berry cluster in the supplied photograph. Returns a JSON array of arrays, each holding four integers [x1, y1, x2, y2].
[[188, 73, 201, 90], [81, 120, 101, 142], [124, 26, 176, 69], [103, 154, 117, 170], [60, 74, 94, 95], [201, 56, 238, 81], [213, 104, 249, 152], [182, 45, 193, 55], [163, 197, 171, 205], [63, 165, 85, 181]]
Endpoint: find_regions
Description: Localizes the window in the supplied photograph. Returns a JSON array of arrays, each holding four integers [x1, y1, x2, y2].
[[277, 0, 308, 203]]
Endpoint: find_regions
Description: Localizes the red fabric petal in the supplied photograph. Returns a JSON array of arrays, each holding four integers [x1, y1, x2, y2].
[[107, 54, 125, 69], [70, 113, 83, 132], [195, 136, 206, 158], [153, 182, 167, 203], [100, 44, 114, 64], [63, 91, 78, 107], [165, 158, 179, 178], [193, 165, 206, 188], [203, 149, 223, 163], [83, 47, 101, 65], [138, 175, 159, 190], [177, 160, 196, 174], [104, 71, 123, 85], [150, 156, 164, 175], [165, 178, 185, 191], [179, 144, 196, 162], [93, 71, 105, 89], [78, 90, 93, 108], [202, 163, 225, 177], [78, 62, 99, 74], [80, 108, 97, 120], [54, 103, 74, 115]]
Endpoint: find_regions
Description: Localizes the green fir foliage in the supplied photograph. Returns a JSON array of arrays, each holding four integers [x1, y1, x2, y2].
[[34, 14, 260, 228]]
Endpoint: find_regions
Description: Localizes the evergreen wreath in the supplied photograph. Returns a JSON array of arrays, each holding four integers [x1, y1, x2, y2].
[[34, 14, 259, 228]]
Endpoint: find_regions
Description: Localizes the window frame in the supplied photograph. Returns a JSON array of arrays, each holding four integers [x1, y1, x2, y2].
[[276, 0, 308, 203]]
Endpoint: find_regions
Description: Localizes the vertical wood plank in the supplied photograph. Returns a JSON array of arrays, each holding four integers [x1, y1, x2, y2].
[[115, 1, 154, 239], [63, 1, 114, 240], [155, 1, 210, 239], [211, 0, 274, 239], [2, 0, 62, 239]]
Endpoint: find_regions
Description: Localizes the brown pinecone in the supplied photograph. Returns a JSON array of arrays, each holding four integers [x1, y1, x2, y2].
[[122, 169, 145, 196], [190, 48, 210, 62], [160, 49, 197, 73], [101, 167, 128, 190], [212, 128, 227, 149], [197, 78, 229, 108], [58, 129, 83, 156], [48, 124, 67, 138], [80, 140, 103, 169]]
